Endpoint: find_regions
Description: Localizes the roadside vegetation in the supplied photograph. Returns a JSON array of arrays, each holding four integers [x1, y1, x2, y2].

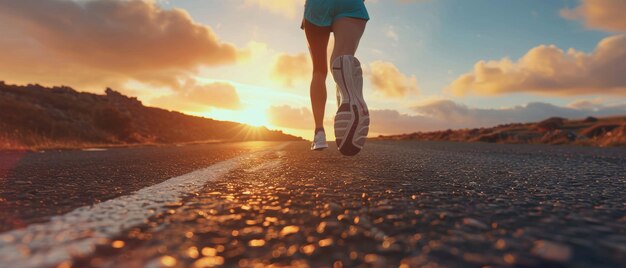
[[376, 116, 626, 147], [0, 82, 301, 150]]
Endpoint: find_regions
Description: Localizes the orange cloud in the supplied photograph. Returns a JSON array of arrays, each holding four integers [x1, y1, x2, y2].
[[270, 53, 311, 88], [566, 98, 626, 113], [561, 0, 626, 33], [367, 61, 418, 97], [0, 0, 241, 91], [448, 35, 626, 97], [150, 82, 242, 112], [267, 105, 313, 129]]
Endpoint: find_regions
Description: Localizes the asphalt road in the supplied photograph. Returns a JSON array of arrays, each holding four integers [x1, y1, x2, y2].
[[0, 141, 625, 268]]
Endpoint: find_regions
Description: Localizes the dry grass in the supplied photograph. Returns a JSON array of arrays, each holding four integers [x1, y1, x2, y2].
[[0, 82, 302, 151]]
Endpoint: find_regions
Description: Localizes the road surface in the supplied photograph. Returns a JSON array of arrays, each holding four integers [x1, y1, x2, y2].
[[0, 141, 625, 267]]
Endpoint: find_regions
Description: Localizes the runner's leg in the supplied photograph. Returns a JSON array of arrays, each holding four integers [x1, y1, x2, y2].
[[331, 17, 366, 63], [304, 20, 332, 129], [330, 17, 369, 156]]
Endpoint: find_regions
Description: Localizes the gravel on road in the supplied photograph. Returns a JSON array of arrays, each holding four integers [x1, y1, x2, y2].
[[0, 142, 276, 232], [65, 141, 626, 268]]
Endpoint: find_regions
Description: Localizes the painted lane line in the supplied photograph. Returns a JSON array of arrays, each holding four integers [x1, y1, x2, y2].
[[99, 150, 288, 268], [0, 143, 288, 268], [243, 158, 283, 173]]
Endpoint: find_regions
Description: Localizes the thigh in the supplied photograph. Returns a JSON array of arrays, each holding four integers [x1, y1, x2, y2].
[[304, 20, 332, 74], [331, 17, 366, 61]]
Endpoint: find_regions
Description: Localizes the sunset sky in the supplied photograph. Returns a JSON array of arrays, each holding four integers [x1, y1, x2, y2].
[[1, 0, 625, 139]]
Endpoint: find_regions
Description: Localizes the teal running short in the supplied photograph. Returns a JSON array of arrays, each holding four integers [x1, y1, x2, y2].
[[302, 0, 370, 28]]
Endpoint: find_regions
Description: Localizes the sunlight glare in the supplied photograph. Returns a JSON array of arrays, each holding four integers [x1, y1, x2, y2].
[[201, 107, 270, 128], [237, 108, 269, 127]]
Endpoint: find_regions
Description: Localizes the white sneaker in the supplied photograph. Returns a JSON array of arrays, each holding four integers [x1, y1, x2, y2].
[[331, 55, 370, 156], [311, 129, 329, 151]]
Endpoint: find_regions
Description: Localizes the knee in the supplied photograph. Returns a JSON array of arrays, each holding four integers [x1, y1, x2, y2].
[[331, 55, 362, 70]]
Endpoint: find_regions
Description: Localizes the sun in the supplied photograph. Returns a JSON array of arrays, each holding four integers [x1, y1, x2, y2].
[[235, 108, 270, 127], [199, 106, 270, 128]]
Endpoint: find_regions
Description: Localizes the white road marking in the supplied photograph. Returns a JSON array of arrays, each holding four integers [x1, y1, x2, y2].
[[0, 143, 288, 268], [243, 158, 283, 173]]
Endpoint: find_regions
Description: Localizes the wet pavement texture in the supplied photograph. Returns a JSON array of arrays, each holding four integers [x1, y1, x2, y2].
[[66, 141, 626, 268], [0, 142, 275, 232]]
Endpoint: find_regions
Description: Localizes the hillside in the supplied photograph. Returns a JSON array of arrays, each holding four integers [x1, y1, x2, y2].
[[375, 116, 626, 147], [0, 82, 302, 150]]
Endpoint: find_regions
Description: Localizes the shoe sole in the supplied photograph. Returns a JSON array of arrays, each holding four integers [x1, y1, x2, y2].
[[311, 143, 329, 151], [333, 56, 369, 156]]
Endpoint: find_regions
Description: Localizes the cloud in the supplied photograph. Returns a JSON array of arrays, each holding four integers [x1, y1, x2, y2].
[[409, 100, 626, 131], [150, 82, 242, 112], [385, 26, 400, 41], [367, 61, 418, 97], [244, 0, 304, 19], [450, 0, 626, 98], [369, 109, 447, 134], [566, 98, 626, 114], [267, 105, 313, 129], [0, 0, 241, 91], [267, 100, 626, 135], [561, 0, 626, 33], [567, 99, 606, 110], [448, 35, 626, 97], [271, 53, 311, 88], [371, 100, 626, 135]]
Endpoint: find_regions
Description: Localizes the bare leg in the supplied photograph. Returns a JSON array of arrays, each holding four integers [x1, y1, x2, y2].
[[331, 18, 368, 156], [304, 20, 331, 129], [331, 17, 367, 63]]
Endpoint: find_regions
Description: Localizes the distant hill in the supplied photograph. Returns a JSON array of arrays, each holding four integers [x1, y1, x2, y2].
[[0, 81, 302, 150], [375, 116, 626, 147]]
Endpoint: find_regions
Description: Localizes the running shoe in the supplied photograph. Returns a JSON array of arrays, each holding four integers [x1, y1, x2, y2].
[[331, 55, 369, 156], [311, 128, 329, 151]]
